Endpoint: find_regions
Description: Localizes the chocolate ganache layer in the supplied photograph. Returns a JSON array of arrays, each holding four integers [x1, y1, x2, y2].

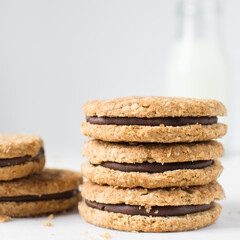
[[97, 160, 213, 173], [86, 116, 217, 126], [0, 148, 44, 168], [0, 189, 79, 202], [85, 200, 214, 217]]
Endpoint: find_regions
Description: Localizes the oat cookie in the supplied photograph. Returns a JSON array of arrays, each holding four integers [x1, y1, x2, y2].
[[0, 134, 45, 180], [81, 181, 225, 206], [81, 160, 223, 188], [83, 96, 226, 118], [81, 122, 227, 143], [81, 97, 227, 143], [0, 169, 83, 217], [83, 140, 224, 164], [79, 181, 224, 232], [79, 201, 221, 232]]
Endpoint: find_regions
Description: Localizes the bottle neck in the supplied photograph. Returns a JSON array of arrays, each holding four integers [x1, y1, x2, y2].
[[177, 0, 222, 43]]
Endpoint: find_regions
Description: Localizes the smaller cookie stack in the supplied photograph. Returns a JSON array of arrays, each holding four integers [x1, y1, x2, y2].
[[79, 96, 227, 232], [0, 134, 82, 217]]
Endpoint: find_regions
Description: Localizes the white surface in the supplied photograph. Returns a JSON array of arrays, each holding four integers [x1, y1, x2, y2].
[[1, 153, 239, 240]]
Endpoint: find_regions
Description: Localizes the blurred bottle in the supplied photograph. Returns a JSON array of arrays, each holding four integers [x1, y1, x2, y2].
[[165, 0, 230, 108]]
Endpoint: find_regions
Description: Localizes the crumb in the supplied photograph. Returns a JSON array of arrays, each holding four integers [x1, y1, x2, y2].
[[84, 232, 88, 235], [42, 221, 53, 226], [34, 218, 38, 221], [228, 211, 232, 215], [238, 210, 240, 214], [154, 210, 159, 214], [145, 205, 152, 213], [48, 214, 54, 220], [167, 150, 172, 157], [100, 232, 111, 239], [0, 215, 11, 223]]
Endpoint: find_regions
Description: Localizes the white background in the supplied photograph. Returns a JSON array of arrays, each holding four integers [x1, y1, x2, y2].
[[0, 0, 240, 239]]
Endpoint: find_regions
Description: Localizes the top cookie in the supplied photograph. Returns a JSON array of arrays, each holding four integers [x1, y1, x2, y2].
[[0, 134, 43, 159], [83, 96, 226, 118]]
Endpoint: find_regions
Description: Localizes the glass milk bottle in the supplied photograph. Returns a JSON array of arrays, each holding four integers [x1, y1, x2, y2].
[[165, 0, 230, 108]]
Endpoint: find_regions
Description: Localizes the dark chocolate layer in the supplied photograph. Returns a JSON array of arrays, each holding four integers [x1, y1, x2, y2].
[[98, 160, 213, 173], [0, 189, 79, 202], [0, 148, 44, 168], [86, 116, 217, 126], [85, 200, 214, 217]]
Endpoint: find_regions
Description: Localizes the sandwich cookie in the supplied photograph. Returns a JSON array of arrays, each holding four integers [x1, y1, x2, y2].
[[0, 134, 45, 180], [79, 181, 225, 232], [82, 140, 223, 188], [81, 96, 227, 143], [0, 169, 83, 217]]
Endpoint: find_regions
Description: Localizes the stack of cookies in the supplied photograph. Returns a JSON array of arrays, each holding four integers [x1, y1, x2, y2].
[[0, 134, 82, 217], [79, 96, 227, 232]]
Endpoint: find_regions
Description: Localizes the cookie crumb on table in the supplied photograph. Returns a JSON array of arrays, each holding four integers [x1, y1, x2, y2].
[[48, 214, 54, 220], [100, 232, 111, 239], [0, 215, 11, 223], [42, 221, 53, 226]]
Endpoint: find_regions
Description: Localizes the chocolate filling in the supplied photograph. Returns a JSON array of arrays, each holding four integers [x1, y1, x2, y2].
[[0, 189, 79, 202], [0, 148, 44, 168], [97, 160, 213, 173], [86, 116, 217, 126], [85, 200, 214, 217]]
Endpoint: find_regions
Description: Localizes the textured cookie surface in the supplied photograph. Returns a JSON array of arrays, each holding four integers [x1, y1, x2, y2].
[[83, 140, 224, 164], [0, 134, 43, 158], [81, 122, 227, 143], [0, 195, 80, 217], [81, 160, 222, 188], [79, 201, 221, 232], [0, 169, 83, 197], [83, 96, 226, 118], [82, 181, 224, 206], [0, 134, 45, 180], [0, 156, 45, 181]]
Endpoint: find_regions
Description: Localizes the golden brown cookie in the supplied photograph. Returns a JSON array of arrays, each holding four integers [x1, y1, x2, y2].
[[0, 134, 45, 180], [79, 181, 224, 232], [83, 96, 226, 118], [79, 202, 221, 232], [83, 140, 224, 164], [81, 97, 227, 143], [81, 160, 222, 188], [81, 122, 227, 143], [81, 181, 224, 206], [0, 169, 83, 217]]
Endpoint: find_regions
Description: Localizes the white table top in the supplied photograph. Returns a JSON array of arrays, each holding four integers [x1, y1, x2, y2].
[[1, 152, 240, 240]]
